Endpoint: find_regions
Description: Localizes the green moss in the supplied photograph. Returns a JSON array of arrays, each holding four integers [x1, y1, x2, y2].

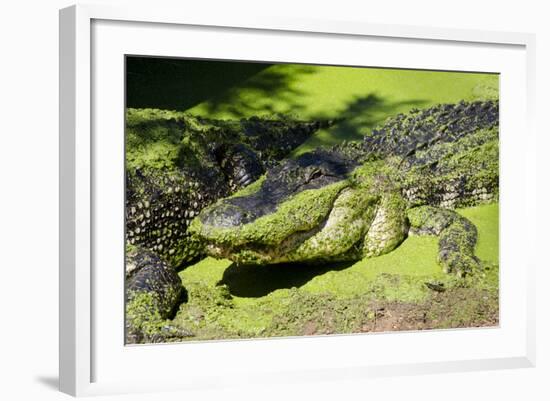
[[362, 191, 408, 257], [289, 188, 378, 262], [180, 257, 232, 286], [302, 235, 443, 302], [407, 206, 455, 232], [458, 203, 499, 264], [126, 108, 326, 173], [440, 134, 499, 193], [471, 81, 499, 101], [125, 109, 221, 171], [237, 180, 348, 245], [402, 127, 499, 208], [265, 289, 371, 336], [126, 290, 167, 339], [126, 109, 190, 170], [350, 160, 394, 185]]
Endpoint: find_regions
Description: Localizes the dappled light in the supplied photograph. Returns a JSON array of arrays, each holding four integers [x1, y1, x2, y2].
[[200, 64, 317, 118], [293, 94, 427, 154]]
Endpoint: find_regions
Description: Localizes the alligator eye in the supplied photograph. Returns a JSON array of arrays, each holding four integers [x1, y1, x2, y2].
[[309, 170, 323, 180]]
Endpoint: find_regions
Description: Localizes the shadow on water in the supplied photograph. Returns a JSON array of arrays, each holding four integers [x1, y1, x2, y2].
[[217, 260, 356, 298], [202, 64, 317, 118], [297, 94, 428, 151], [126, 58, 317, 117], [126, 57, 427, 134], [126, 57, 272, 110]]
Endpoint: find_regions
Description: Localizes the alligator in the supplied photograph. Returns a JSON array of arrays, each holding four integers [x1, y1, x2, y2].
[[190, 100, 499, 277], [125, 110, 329, 343], [126, 109, 329, 268]]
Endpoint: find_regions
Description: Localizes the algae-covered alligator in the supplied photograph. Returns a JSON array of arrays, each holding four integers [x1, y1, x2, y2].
[[190, 100, 499, 277], [126, 109, 330, 268]]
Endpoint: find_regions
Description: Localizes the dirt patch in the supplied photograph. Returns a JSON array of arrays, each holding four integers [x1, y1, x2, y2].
[[302, 321, 318, 336], [360, 286, 498, 333]]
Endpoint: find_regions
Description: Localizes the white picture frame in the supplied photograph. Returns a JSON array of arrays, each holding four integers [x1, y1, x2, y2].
[[59, 3, 536, 397]]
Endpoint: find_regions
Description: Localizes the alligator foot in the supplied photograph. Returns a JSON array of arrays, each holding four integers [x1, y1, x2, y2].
[[125, 247, 186, 343], [407, 206, 481, 277]]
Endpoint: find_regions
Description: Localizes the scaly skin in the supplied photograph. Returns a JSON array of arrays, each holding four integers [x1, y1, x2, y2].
[[190, 100, 499, 277]]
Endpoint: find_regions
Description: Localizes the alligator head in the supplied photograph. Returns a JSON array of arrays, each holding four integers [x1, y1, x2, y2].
[[189, 148, 410, 264], [125, 111, 330, 267]]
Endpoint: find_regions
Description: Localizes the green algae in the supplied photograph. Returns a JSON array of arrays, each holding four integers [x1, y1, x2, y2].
[[126, 291, 167, 339], [459, 203, 499, 264]]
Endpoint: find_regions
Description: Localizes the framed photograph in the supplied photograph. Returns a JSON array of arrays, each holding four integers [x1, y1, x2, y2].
[[59, 4, 536, 396]]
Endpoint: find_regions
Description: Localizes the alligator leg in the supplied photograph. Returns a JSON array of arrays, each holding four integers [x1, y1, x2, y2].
[[406, 206, 480, 277], [125, 247, 192, 343]]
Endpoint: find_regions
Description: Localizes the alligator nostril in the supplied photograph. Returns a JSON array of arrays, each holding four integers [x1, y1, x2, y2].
[[308, 170, 322, 181]]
